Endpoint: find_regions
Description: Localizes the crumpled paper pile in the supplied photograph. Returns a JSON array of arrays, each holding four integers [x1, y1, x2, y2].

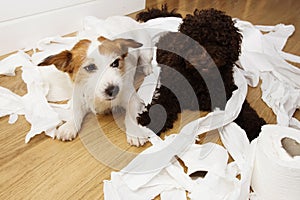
[[0, 50, 73, 142], [1, 16, 300, 200]]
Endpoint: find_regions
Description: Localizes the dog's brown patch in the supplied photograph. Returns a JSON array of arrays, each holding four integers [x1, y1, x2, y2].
[[98, 37, 142, 57], [117, 58, 126, 75], [38, 39, 91, 81], [98, 37, 142, 75], [69, 40, 91, 79]]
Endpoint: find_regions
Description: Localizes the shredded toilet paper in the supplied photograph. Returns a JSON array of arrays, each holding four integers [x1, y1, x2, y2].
[[1, 15, 300, 200], [0, 51, 32, 76], [236, 20, 300, 128], [0, 86, 24, 123], [0, 49, 73, 142]]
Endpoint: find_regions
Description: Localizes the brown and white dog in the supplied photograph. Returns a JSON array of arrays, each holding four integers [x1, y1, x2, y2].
[[38, 26, 153, 146]]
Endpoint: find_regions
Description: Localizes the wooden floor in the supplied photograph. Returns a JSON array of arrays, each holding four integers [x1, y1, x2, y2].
[[1, 0, 300, 199]]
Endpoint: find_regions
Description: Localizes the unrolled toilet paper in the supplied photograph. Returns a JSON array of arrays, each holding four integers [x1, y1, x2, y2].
[[251, 125, 300, 200]]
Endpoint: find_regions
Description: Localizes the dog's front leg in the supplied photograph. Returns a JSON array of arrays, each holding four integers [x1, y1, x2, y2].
[[124, 93, 153, 147], [56, 98, 89, 141]]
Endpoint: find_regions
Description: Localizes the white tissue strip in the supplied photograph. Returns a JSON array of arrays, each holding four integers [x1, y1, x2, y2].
[[21, 66, 61, 143], [137, 49, 160, 105], [251, 125, 300, 200], [219, 122, 257, 200], [0, 50, 32, 76], [219, 123, 250, 167], [0, 86, 25, 123]]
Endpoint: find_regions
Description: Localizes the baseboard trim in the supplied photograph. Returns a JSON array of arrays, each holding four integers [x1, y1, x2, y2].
[[0, 0, 145, 55]]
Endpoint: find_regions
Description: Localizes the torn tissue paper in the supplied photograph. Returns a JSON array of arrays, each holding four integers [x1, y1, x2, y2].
[[21, 66, 62, 142], [0, 50, 32, 76], [0, 86, 24, 123], [0, 49, 72, 142], [236, 20, 300, 128]]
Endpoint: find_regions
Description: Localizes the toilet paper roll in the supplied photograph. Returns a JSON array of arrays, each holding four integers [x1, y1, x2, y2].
[[251, 125, 300, 200]]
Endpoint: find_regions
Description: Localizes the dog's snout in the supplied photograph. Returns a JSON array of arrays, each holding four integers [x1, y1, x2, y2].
[[105, 85, 120, 98]]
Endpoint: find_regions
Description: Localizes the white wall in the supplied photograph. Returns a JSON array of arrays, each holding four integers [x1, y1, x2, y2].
[[0, 0, 145, 55]]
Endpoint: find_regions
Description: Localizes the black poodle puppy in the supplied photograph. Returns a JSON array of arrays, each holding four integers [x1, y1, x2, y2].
[[137, 7, 266, 141]]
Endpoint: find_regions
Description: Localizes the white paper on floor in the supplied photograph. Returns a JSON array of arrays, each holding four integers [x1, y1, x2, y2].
[[0, 49, 73, 142], [0, 86, 24, 124], [1, 15, 300, 200], [237, 20, 300, 128]]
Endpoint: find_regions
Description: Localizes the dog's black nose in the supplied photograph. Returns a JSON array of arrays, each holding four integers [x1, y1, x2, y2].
[[105, 85, 119, 98]]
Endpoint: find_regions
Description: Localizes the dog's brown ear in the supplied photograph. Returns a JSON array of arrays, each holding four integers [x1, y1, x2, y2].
[[71, 39, 91, 53], [116, 39, 143, 57], [38, 39, 91, 80], [98, 37, 142, 57], [117, 38, 143, 49], [98, 37, 142, 49], [38, 50, 72, 71]]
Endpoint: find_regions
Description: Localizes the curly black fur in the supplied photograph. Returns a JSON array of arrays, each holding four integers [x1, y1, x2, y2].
[[136, 4, 182, 22], [179, 9, 242, 68], [137, 7, 265, 141]]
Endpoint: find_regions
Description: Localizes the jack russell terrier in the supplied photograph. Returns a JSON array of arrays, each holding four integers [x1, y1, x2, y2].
[[38, 16, 153, 146]]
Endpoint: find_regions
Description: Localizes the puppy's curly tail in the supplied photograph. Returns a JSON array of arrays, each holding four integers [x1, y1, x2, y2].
[[136, 4, 182, 22]]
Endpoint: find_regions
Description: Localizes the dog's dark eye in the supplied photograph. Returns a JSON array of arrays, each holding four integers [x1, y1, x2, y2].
[[110, 58, 120, 68], [84, 64, 97, 72]]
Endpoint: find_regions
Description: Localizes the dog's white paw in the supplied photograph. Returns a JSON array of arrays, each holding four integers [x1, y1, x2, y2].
[[56, 121, 78, 141], [143, 64, 153, 76], [125, 125, 153, 147], [126, 135, 149, 147]]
